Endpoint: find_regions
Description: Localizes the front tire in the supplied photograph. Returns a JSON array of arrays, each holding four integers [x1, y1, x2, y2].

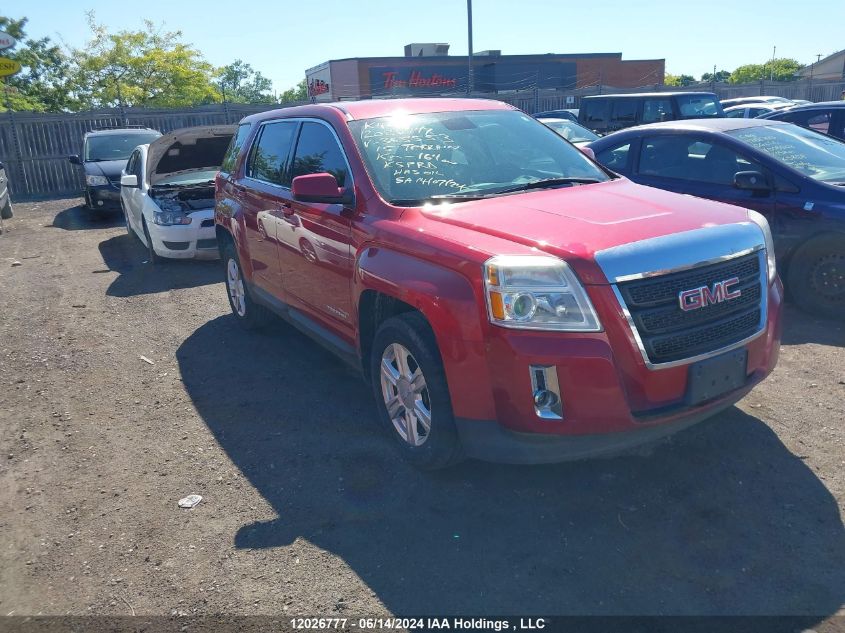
[[370, 312, 463, 469], [787, 234, 845, 320], [141, 218, 161, 265], [0, 199, 12, 220], [222, 241, 271, 330]]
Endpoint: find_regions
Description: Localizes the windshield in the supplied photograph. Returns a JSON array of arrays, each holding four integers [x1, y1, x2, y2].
[[677, 94, 723, 118], [726, 124, 845, 183], [84, 132, 160, 161], [538, 118, 599, 144], [348, 110, 609, 205]]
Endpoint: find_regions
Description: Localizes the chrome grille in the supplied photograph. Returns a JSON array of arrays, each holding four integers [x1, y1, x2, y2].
[[617, 252, 765, 365]]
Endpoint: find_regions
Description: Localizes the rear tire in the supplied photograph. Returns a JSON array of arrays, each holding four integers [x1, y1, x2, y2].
[[787, 234, 845, 320], [222, 240, 272, 330], [0, 199, 12, 220], [370, 312, 464, 470]]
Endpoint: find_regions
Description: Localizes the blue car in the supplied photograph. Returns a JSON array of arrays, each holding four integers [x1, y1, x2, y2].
[[587, 118, 845, 319]]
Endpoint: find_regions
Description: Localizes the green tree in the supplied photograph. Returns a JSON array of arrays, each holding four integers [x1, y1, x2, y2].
[[730, 59, 802, 83], [664, 73, 696, 87], [71, 12, 219, 109], [278, 79, 308, 104], [0, 15, 74, 112], [702, 70, 731, 83], [217, 59, 273, 103]]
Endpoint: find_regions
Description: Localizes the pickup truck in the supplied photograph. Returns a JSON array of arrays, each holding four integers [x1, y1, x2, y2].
[[214, 98, 782, 469]]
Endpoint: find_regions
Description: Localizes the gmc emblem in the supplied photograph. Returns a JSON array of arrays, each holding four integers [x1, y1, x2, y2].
[[679, 277, 741, 311]]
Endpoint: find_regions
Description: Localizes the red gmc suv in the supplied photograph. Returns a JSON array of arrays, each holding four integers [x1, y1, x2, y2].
[[214, 98, 782, 469]]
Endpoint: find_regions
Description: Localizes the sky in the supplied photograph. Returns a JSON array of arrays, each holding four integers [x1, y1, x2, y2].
[[7, 0, 844, 93]]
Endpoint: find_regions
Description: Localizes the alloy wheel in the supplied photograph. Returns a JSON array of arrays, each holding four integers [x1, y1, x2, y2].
[[227, 258, 247, 317], [379, 342, 432, 447]]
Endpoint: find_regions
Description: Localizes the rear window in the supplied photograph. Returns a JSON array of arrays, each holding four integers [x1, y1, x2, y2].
[[221, 123, 252, 175]]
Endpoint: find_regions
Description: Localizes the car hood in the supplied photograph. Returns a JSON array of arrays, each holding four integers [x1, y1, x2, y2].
[[83, 160, 126, 179], [147, 125, 235, 186], [419, 178, 752, 284]]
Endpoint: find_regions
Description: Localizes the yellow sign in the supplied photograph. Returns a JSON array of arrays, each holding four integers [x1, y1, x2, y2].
[[0, 58, 21, 77]]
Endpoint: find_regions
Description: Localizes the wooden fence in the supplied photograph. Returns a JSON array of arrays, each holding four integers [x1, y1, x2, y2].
[[0, 102, 298, 200], [3, 78, 844, 200]]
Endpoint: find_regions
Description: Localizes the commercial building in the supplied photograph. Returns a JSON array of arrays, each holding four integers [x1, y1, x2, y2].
[[305, 44, 665, 101]]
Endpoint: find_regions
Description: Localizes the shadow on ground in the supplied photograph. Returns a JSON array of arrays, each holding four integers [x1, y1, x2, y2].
[[98, 233, 220, 297], [780, 305, 845, 347], [177, 314, 845, 617], [52, 203, 125, 231]]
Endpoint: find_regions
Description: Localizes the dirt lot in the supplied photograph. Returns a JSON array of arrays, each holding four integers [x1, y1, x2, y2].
[[0, 198, 843, 622]]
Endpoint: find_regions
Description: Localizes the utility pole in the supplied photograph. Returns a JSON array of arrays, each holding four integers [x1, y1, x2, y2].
[[466, 0, 474, 95], [769, 46, 776, 81]]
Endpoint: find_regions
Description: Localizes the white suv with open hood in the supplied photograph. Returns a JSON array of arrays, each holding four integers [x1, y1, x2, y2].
[[120, 125, 235, 262]]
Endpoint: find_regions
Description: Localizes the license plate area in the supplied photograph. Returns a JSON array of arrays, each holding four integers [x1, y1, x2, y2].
[[686, 348, 748, 406]]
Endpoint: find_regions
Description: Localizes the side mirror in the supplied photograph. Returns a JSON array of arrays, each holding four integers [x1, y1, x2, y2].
[[68, 154, 81, 165], [579, 146, 596, 160], [734, 171, 770, 192], [292, 173, 352, 205], [120, 174, 139, 188]]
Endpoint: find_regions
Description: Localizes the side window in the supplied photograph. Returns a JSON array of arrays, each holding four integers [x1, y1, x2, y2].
[[290, 121, 349, 187], [582, 100, 609, 127], [639, 135, 761, 185], [805, 112, 832, 134], [610, 100, 638, 127], [221, 123, 252, 175], [247, 120, 298, 186], [595, 143, 631, 172], [725, 109, 746, 118], [642, 99, 673, 123], [782, 110, 831, 135]]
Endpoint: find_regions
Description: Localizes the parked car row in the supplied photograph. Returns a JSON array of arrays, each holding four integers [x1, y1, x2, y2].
[[62, 96, 843, 469]]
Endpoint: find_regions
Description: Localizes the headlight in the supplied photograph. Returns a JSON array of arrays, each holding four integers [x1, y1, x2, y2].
[[85, 174, 109, 186], [484, 255, 601, 331], [153, 209, 192, 226], [747, 210, 776, 284]]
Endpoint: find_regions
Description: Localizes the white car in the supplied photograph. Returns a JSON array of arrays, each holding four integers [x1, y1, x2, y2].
[[120, 125, 235, 262]]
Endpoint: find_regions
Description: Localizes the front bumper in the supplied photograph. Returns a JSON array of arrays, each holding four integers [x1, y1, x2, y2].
[[449, 278, 782, 464], [146, 209, 219, 260], [86, 185, 122, 209]]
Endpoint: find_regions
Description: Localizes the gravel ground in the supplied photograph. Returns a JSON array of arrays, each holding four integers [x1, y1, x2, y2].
[[0, 198, 843, 623]]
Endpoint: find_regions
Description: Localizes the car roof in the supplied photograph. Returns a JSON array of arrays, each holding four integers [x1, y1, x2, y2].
[[241, 98, 516, 124], [602, 118, 792, 136], [775, 101, 845, 111], [723, 103, 774, 111], [84, 127, 159, 138], [581, 91, 716, 99]]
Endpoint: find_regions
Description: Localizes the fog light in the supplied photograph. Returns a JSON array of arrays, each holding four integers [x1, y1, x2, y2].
[[97, 200, 103, 206], [529, 365, 563, 420], [533, 389, 558, 408]]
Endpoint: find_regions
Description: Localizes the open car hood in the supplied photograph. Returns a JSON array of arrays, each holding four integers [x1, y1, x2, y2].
[[147, 125, 235, 186]]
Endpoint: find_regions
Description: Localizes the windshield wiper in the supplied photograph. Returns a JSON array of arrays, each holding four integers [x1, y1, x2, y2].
[[488, 177, 603, 195], [391, 194, 487, 205]]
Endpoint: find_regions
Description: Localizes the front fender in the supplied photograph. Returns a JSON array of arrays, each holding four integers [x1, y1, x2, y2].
[[355, 247, 496, 421]]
